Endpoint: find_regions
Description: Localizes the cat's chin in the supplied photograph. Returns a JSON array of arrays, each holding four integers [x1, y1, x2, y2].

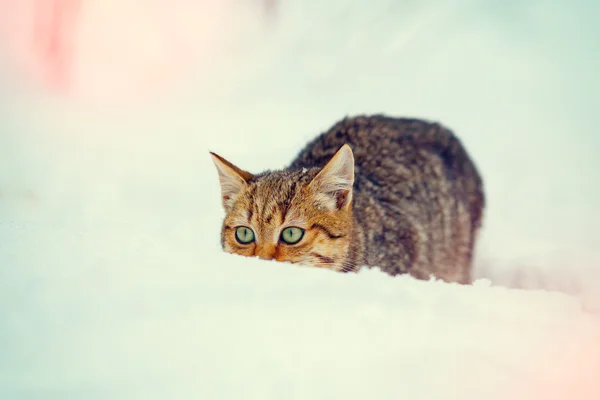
[[296, 259, 342, 272], [227, 251, 347, 273]]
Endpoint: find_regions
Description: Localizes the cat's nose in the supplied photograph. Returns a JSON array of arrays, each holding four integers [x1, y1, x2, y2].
[[255, 245, 276, 260]]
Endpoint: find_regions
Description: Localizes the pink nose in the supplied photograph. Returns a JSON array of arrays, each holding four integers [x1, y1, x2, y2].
[[255, 245, 276, 260]]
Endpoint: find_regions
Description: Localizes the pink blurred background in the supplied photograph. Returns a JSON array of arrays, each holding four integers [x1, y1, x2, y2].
[[0, 0, 273, 104]]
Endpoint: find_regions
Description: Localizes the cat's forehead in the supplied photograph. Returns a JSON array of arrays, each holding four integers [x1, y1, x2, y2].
[[237, 168, 318, 221], [249, 169, 317, 199]]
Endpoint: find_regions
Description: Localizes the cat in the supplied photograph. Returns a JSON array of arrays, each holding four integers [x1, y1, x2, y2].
[[210, 114, 484, 284]]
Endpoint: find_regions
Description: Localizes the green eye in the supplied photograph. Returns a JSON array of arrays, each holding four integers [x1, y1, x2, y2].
[[235, 226, 255, 244], [281, 227, 305, 245]]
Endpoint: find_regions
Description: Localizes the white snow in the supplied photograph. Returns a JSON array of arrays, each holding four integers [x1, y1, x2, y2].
[[1, 0, 600, 399]]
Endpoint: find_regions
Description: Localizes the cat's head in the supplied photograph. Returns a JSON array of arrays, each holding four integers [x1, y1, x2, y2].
[[210, 145, 356, 272]]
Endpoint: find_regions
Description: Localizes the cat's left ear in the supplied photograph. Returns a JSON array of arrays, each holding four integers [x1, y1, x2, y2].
[[309, 144, 355, 210], [210, 152, 253, 212]]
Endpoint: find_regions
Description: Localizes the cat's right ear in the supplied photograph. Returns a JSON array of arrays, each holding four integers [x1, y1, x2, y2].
[[309, 144, 355, 211], [210, 152, 253, 212]]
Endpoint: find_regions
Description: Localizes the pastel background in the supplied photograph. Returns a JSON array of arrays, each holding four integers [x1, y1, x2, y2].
[[1, 0, 599, 399]]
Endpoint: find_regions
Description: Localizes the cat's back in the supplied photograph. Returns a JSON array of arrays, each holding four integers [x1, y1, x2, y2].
[[292, 115, 468, 173], [291, 114, 485, 282], [291, 113, 483, 227]]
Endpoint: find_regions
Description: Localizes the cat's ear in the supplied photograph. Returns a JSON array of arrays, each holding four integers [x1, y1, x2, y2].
[[309, 144, 355, 210], [210, 152, 253, 211]]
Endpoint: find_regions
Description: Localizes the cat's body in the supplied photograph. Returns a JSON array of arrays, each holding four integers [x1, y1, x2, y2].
[[211, 115, 484, 284]]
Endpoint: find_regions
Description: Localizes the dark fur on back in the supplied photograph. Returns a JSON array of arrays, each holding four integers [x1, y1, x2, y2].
[[290, 115, 485, 283]]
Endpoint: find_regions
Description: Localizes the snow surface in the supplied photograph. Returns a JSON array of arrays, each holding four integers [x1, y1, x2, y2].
[[1, 0, 600, 399]]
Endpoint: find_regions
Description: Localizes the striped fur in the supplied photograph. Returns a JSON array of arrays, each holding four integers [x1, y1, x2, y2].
[[211, 115, 485, 283]]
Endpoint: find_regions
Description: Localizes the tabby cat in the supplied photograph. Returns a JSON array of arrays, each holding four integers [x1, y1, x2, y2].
[[210, 115, 484, 284]]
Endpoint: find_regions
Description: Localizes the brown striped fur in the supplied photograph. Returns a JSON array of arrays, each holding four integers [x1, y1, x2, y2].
[[210, 115, 485, 284]]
